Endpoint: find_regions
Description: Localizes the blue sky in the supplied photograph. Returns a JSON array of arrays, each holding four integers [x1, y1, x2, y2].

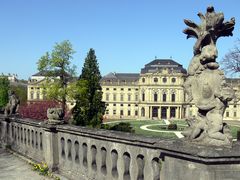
[[0, 0, 239, 79]]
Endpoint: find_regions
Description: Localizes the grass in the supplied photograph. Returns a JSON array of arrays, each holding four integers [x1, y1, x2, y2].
[[104, 119, 240, 139]]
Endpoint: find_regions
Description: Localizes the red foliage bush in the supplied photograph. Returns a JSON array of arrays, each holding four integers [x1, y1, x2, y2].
[[19, 101, 60, 121]]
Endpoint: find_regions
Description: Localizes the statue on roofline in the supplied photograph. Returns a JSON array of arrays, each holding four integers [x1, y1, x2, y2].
[[182, 6, 235, 147]]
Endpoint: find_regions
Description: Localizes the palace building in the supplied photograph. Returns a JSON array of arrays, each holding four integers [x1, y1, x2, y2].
[[100, 59, 187, 120], [27, 59, 240, 121]]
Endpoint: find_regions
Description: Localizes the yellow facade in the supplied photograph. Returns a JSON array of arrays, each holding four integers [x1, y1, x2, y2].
[[101, 59, 188, 120], [28, 59, 240, 121]]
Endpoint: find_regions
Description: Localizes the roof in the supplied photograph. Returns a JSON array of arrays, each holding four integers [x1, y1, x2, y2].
[[101, 72, 139, 82], [141, 59, 187, 74]]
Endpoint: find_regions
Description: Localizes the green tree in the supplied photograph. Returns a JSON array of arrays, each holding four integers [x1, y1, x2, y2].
[[0, 76, 10, 111], [73, 49, 105, 127], [37, 40, 76, 115]]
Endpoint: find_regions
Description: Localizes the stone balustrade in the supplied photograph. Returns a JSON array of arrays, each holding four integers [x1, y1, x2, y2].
[[1, 115, 240, 180]]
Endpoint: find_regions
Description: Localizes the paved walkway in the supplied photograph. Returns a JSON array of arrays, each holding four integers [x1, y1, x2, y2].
[[0, 147, 48, 180]]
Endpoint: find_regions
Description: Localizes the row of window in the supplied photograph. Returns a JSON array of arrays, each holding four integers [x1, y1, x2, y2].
[[106, 88, 138, 91], [105, 93, 176, 102], [106, 103, 138, 107], [106, 94, 138, 101], [142, 77, 176, 83], [29, 91, 46, 100]]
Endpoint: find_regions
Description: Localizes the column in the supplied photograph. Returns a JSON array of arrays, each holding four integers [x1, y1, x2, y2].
[[43, 124, 59, 171], [167, 107, 170, 119]]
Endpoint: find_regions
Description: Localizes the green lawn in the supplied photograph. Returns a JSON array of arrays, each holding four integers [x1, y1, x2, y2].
[[104, 119, 240, 139]]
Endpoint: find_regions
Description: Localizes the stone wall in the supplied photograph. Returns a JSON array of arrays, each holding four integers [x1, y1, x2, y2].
[[1, 115, 240, 180]]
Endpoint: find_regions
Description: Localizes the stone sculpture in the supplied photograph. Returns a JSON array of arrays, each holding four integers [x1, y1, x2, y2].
[[4, 90, 20, 117], [47, 108, 64, 124], [182, 6, 235, 147]]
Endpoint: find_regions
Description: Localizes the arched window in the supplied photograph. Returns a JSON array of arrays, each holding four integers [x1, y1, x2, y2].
[[141, 107, 145, 117], [142, 78, 145, 83], [172, 78, 176, 83], [163, 93, 167, 102], [171, 93, 175, 102], [154, 93, 158, 102], [154, 78, 158, 83]]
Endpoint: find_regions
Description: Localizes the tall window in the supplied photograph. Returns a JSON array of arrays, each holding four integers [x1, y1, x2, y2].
[[135, 94, 138, 101], [30, 92, 34, 100], [128, 110, 131, 116], [120, 94, 124, 101], [142, 93, 145, 101], [154, 93, 158, 102], [171, 93, 175, 102], [120, 110, 124, 116], [141, 107, 145, 117], [128, 94, 131, 101], [135, 110, 138, 116], [154, 78, 158, 83], [142, 78, 145, 83], [106, 94, 109, 101], [113, 94, 116, 101], [163, 93, 167, 102], [36, 92, 40, 100]]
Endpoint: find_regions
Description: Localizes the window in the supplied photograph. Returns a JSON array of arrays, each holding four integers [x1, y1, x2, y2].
[[120, 110, 124, 116], [135, 104, 138, 107], [154, 78, 158, 83], [113, 88, 117, 91], [141, 108, 145, 117], [142, 78, 145, 83], [171, 94, 175, 102], [162, 77, 167, 83], [120, 94, 124, 101], [36, 92, 40, 100], [105, 110, 109, 115], [106, 88, 109, 91], [135, 110, 138, 116], [121, 88, 124, 91], [106, 103, 109, 106], [154, 93, 158, 102], [172, 78, 176, 83], [128, 94, 131, 101], [128, 104, 131, 107], [135, 94, 138, 101], [226, 112, 229, 117], [234, 104, 237, 108], [128, 88, 131, 91], [113, 110, 116, 115], [163, 93, 167, 102], [113, 104, 116, 106], [142, 93, 145, 101], [120, 104, 123, 106], [30, 92, 34, 99], [106, 94, 109, 101], [128, 110, 131, 116], [135, 88, 139, 91], [113, 94, 116, 101], [234, 112, 237, 117]]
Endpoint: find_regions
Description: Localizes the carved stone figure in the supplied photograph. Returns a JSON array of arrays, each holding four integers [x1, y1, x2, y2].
[[4, 90, 20, 117], [47, 108, 64, 124], [182, 6, 235, 147]]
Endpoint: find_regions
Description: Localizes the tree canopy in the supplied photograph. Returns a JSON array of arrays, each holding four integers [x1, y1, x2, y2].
[[37, 40, 76, 115], [221, 39, 240, 75], [72, 48, 105, 127], [0, 76, 10, 111]]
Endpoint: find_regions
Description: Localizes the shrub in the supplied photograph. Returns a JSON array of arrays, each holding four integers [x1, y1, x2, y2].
[[167, 123, 177, 130], [18, 101, 60, 121], [101, 122, 135, 133]]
